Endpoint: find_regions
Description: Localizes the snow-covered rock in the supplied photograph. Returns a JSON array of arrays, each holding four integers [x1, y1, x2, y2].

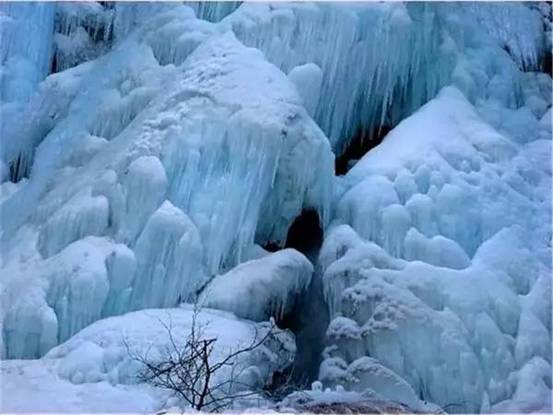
[[200, 249, 313, 322]]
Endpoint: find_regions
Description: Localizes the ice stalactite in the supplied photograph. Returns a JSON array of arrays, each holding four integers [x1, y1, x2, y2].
[[222, 2, 456, 153], [0, 3, 55, 103], [52, 2, 115, 73], [0, 3, 550, 413], [459, 3, 546, 72], [113, 1, 240, 41]]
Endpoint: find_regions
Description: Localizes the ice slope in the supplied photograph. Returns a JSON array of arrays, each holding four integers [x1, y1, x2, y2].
[[0, 306, 294, 412], [320, 84, 551, 412], [0, 5, 333, 359]]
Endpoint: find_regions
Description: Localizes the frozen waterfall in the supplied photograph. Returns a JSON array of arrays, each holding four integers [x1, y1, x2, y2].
[[0, 2, 551, 413]]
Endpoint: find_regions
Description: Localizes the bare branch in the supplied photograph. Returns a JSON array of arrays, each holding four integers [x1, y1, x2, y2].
[[127, 301, 289, 412]]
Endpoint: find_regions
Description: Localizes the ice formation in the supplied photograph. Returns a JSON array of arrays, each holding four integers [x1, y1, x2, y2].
[[0, 3, 55, 180], [221, 2, 456, 152], [320, 34, 551, 414], [1, 4, 333, 359], [0, 2, 551, 414], [200, 249, 313, 321], [1, 306, 294, 412]]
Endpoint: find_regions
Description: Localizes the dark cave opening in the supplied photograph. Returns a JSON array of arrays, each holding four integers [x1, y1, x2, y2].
[[272, 209, 329, 388], [262, 241, 281, 253], [284, 209, 323, 259], [335, 124, 391, 176]]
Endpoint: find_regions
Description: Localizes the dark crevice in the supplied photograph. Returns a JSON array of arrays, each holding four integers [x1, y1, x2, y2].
[[8, 154, 30, 183], [50, 53, 58, 74], [262, 241, 281, 253], [274, 209, 329, 386], [284, 209, 323, 257], [542, 52, 552, 75], [335, 124, 391, 176]]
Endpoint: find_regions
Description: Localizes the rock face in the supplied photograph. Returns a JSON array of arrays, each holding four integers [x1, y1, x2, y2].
[[0, 2, 551, 413]]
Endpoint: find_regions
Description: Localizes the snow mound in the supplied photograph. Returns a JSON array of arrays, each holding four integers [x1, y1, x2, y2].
[[0, 306, 294, 412], [200, 249, 313, 322]]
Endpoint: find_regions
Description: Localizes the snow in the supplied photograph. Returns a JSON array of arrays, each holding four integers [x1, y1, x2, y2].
[[199, 249, 313, 322], [0, 306, 294, 412]]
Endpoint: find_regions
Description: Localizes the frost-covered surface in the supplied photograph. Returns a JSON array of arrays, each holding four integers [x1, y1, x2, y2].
[[317, 4, 551, 411], [0, 306, 294, 412], [320, 30, 552, 413], [200, 249, 313, 322], [0, 2, 551, 413]]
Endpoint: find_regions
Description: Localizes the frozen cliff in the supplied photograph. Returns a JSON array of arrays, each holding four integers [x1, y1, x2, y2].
[[0, 2, 551, 413]]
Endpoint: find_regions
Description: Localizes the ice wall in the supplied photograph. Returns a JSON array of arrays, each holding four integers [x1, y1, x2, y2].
[[0, 3, 550, 413], [0, 5, 333, 359], [221, 2, 456, 153], [0, 2, 55, 180]]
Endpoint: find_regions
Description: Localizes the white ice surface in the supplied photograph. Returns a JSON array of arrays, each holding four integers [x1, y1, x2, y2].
[[200, 249, 313, 322]]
